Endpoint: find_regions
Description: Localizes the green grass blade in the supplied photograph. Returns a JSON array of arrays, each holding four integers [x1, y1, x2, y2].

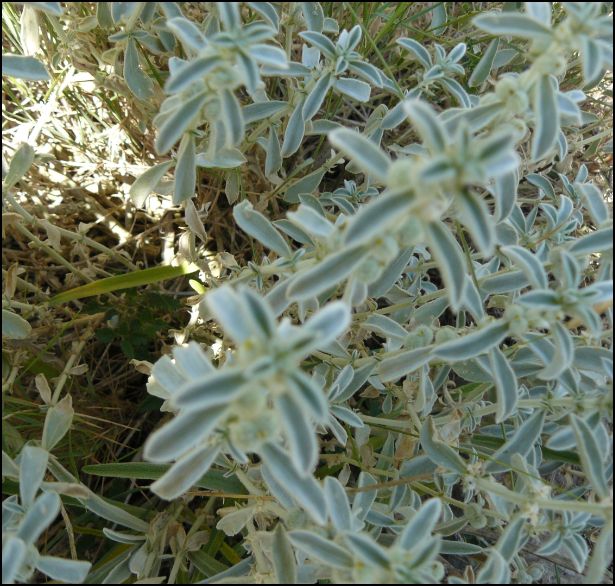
[[49, 262, 199, 305]]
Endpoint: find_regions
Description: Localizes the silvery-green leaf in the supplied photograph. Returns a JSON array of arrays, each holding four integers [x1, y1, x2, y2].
[[4, 142, 35, 188], [272, 525, 297, 583], [196, 148, 246, 169], [303, 301, 351, 346], [580, 37, 603, 85], [247, 2, 279, 30], [298, 31, 336, 57], [472, 12, 553, 39], [217, 2, 240, 29], [399, 498, 442, 550], [324, 477, 353, 531], [489, 348, 518, 422], [378, 346, 433, 382], [433, 320, 508, 362], [2, 310, 31, 340], [239, 286, 276, 339], [456, 190, 495, 255], [441, 541, 482, 555], [155, 91, 207, 154], [329, 128, 391, 183], [532, 75, 559, 161], [363, 314, 408, 340], [287, 245, 367, 300], [276, 392, 318, 471], [124, 38, 153, 100], [243, 100, 288, 124], [259, 443, 327, 524], [496, 516, 528, 561], [477, 548, 510, 584], [288, 531, 353, 569], [42, 394, 74, 451], [577, 182, 609, 226], [151, 443, 221, 500], [165, 56, 220, 94], [2, 537, 26, 584], [420, 418, 466, 474], [287, 204, 334, 238], [19, 445, 48, 508], [16, 491, 60, 544], [2, 54, 49, 81], [469, 38, 499, 87], [524, 2, 551, 25], [381, 100, 409, 130], [174, 133, 196, 204], [36, 556, 91, 583], [486, 410, 545, 473], [220, 89, 245, 146], [260, 463, 295, 510], [501, 245, 548, 289], [22, 2, 63, 15], [300, 2, 324, 32], [251, 44, 288, 68], [397, 38, 432, 69], [265, 128, 282, 176], [345, 191, 412, 247], [204, 285, 254, 343], [348, 61, 383, 87], [352, 471, 377, 520], [233, 200, 291, 257], [481, 269, 529, 294], [80, 490, 148, 532], [333, 360, 376, 402], [303, 73, 332, 121], [334, 78, 371, 102], [284, 168, 326, 203], [281, 101, 306, 157], [343, 533, 389, 568], [143, 405, 227, 462], [174, 369, 245, 410], [440, 78, 471, 108], [425, 221, 466, 311], [570, 414, 609, 499], [569, 226, 613, 255], [403, 100, 447, 152], [130, 161, 173, 207], [537, 322, 574, 380]]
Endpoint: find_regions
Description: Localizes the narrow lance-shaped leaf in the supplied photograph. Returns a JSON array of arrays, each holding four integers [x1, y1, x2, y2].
[[456, 190, 495, 255], [378, 346, 433, 382], [469, 38, 500, 87], [272, 525, 297, 584], [334, 78, 371, 102], [489, 347, 518, 422], [328, 128, 391, 183], [486, 410, 546, 473], [303, 73, 332, 121], [281, 101, 306, 157], [502, 245, 548, 289], [130, 161, 173, 207], [286, 245, 368, 300], [233, 201, 291, 257], [420, 418, 466, 474], [174, 133, 196, 204], [276, 392, 319, 471], [433, 320, 508, 362], [425, 221, 467, 312], [220, 89, 245, 146], [288, 531, 353, 569], [156, 91, 207, 154], [570, 414, 609, 499], [150, 443, 221, 500], [259, 443, 327, 524], [403, 100, 447, 152], [399, 498, 442, 550], [124, 38, 154, 100], [2, 54, 49, 81], [532, 75, 559, 161]]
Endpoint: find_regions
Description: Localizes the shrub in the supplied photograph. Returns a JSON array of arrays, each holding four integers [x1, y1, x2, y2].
[[2, 2, 613, 584]]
